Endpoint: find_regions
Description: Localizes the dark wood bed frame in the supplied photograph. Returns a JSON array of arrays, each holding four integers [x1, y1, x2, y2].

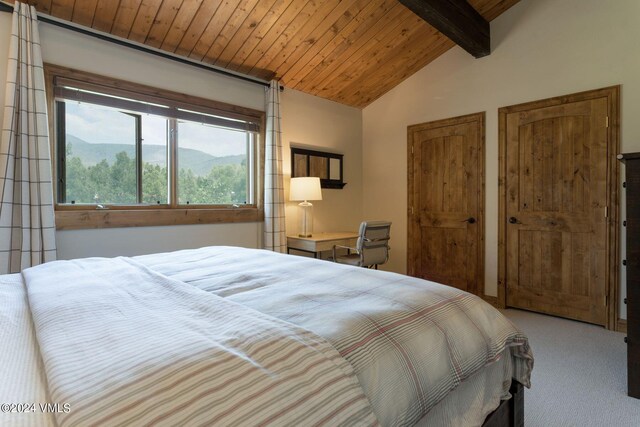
[[482, 381, 524, 427]]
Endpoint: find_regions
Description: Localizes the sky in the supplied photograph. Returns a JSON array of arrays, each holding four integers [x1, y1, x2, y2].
[[65, 101, 248, 157]]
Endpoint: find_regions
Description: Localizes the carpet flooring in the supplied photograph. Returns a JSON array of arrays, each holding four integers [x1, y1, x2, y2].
[[504, 309, 640, 426]]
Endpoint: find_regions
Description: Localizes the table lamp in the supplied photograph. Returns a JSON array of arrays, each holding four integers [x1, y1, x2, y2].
[[289, 177, 322, 237]]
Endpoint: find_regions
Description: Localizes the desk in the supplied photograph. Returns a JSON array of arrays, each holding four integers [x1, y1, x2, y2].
[[287, 232, 359, 258]]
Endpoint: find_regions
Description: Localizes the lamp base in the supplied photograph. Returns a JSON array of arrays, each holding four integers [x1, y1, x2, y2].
[[297, 201, 314, 238]]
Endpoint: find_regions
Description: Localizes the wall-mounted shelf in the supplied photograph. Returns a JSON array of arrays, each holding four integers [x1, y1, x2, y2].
[[291, 147, 346, 189]]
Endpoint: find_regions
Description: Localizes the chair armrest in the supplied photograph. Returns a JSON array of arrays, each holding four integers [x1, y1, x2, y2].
[[332, 244, 358, 261], [362, 237, 390, 243], [333, 244, 357, 251]]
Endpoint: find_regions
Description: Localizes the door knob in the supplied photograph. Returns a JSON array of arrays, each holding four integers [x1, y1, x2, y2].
[[465, 217, 476, 224], [509, 217, 518, 224]]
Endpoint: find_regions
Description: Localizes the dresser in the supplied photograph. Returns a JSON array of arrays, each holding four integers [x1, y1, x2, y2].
[[618, 153, 640, 399]]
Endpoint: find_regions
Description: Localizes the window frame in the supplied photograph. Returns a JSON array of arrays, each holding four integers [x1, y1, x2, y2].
[[44, 64, 265, 230]]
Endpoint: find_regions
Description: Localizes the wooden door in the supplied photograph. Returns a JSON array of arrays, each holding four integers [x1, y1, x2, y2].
[[500, 88, 619, 326], [408, 113, 484, 295]]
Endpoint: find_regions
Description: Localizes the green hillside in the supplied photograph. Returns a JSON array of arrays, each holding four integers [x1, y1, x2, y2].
[[66, 135, 245, 176]]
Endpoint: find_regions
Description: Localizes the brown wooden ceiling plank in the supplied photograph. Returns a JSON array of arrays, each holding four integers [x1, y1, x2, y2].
[[51, 0, 75, 21], [254, 0, 349, 81], [315, 11, 425, 98], [469, 0, 500, 18], [144, 0, 183, 49], [348, 37, 455, 108], [278, 0, 372, 85], [231, 0, 308, 76], [173, 0, 221, 56], [110, 0, 141, 38], [398, 0, 490, 58], [26, 0, 520, 107], [334, 0, 517, 106], [213, 0, 278, 69], [296, 0, 405, 93], [16, 0, 64, 16], [368, 39, 454, 106], [70, 0, 98, 27], [92, 0, 121, 33], [127, 0, 163, 43], [31, 0, 53, 14], [472, 0, 520, 21], [201, 0, 261, 65], [336, 31, 454, 106], [481, 3, 507, 21], [331, 0, 519, 106], [188, 0, 242, 61], [284, 0, 390, 89], [225, 0, 294, 73], [296, 2, 408, 93], [160, 0, 205, 52]]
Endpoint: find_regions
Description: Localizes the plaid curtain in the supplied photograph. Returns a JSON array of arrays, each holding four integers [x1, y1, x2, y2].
[[0, 3, 56, 274], [263, 81, 286, 252]]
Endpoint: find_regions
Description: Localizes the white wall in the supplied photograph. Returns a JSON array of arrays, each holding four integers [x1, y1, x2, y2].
[[0, 13, 363, 259], [362, 0, 639, 318], [55, 223, 260, 259], [280, 89, 363, 237]]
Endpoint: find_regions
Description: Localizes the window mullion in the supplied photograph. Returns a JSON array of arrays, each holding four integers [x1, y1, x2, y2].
[[245, 133, 250, 205], [135, 114, 142, 204], [249, 133, 256, 205], [56, 101, 66, 204], [169, 118, 178, 208]]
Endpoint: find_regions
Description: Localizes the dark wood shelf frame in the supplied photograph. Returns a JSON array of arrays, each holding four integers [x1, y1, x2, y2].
[[291, 147, 346, 189]]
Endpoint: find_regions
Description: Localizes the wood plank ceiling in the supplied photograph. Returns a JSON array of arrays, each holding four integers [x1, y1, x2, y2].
[[14, 0, 519, 108]]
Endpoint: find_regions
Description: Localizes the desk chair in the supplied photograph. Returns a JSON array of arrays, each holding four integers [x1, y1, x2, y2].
[[332, 221, 391, 269]]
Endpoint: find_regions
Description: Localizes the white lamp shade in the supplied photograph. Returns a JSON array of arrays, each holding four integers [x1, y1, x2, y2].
[[290, 177, 323, 201]]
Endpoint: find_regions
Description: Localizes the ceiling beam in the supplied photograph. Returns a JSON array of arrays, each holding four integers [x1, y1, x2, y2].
[[398, 0, 490, 58]]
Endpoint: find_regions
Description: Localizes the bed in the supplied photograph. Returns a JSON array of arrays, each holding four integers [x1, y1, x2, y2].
[[0, 246, 533, 426]]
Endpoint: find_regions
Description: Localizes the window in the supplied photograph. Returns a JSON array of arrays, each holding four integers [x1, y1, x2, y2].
[[45, 65, 264, 229], [176, 120, 254, 205]]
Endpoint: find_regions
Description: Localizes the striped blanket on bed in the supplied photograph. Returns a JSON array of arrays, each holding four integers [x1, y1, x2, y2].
[[22, 257, 378, 427], [136, 246, 534, 427]]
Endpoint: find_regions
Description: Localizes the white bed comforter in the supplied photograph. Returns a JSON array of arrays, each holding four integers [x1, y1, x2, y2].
[[1, 246, 533, 427], [18, 256, 378, 427], [135, 246, 533, 426]]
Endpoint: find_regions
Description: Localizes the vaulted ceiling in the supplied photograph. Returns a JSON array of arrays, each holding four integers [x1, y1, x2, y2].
[[11, 0, 520, 108]]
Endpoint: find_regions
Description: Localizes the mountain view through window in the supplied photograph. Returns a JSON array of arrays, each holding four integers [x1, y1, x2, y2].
[[62, 102, 251, 206]]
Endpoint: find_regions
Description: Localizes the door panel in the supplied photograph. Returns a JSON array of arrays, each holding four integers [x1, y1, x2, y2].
[[408, 113, 484, 295], [504, 97, 608, 325]]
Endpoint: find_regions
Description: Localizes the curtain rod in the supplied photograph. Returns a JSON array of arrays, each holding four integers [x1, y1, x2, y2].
[[0, 1, 271, 88]]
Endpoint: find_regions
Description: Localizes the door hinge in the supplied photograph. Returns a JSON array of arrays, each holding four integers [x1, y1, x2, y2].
[[411, 144, 414, 154], [411, 206, 414, 215], [605, 206, 608, 218], [605, 294, 608, 306], [606, 116, 609, 128]]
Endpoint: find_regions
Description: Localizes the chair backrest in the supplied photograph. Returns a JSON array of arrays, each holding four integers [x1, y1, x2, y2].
[[356, 221, 392, 267]]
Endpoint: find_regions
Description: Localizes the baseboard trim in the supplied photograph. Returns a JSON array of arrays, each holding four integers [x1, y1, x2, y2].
[[482, 295, 498, 308], [617, 319, 627, 333]]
